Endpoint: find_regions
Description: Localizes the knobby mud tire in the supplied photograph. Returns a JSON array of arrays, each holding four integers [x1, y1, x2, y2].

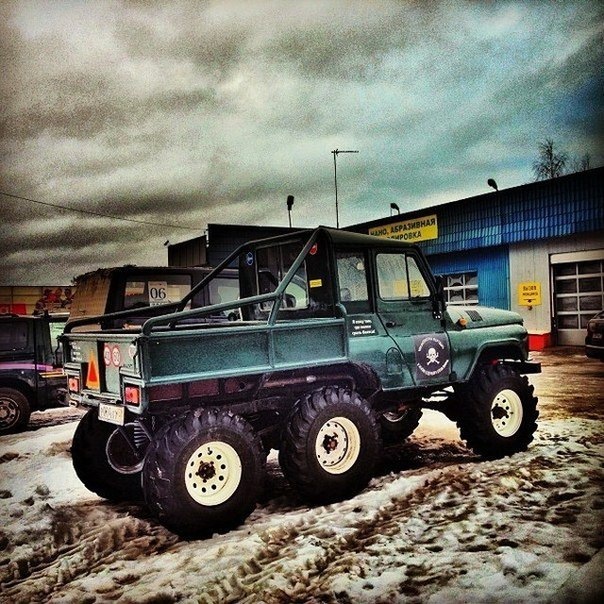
[[142, 409, 265, 537], [0, 387, 31, 434], [455, 364, 538, 459], [380, 406, 423, 445], [71, 408, 143, 501], [279, 386, 381, 504]]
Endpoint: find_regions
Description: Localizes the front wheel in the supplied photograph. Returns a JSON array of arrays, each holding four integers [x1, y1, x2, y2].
[[279, 387, 380, 503], [0, 388, 31, 434], [142, 409, 265, 537], [455, 364, 538, 458]]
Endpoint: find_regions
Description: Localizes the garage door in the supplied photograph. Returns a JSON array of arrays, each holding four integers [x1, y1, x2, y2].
[[552, 251, 604, 345]]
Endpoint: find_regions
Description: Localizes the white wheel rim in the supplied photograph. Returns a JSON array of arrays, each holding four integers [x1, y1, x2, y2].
[[184, 441, 242, 506], [491, 389, 523, 437], [315, 416, 361, 475]]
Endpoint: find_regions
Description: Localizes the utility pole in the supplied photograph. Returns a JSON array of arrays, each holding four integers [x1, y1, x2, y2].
[[331, 148, 359, 229]]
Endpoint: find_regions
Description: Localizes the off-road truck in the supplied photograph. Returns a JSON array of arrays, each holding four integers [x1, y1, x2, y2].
[[0, 312, 67, 434], [62, 227, 540, 536]]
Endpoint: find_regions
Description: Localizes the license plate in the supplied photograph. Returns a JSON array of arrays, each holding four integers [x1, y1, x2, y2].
[[98, 402, 125, 426]]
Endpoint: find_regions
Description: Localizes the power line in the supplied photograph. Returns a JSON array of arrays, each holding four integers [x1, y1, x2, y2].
[[0, 190, 198, 231]]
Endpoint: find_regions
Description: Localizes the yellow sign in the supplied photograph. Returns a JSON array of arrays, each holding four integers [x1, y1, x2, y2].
[[518, 282, 541, 306], [309, 279, 323, 288], [369, 214, 438, 243]]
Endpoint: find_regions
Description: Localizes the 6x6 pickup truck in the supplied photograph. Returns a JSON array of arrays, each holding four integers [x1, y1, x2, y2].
[[62, 227, 540, 536]]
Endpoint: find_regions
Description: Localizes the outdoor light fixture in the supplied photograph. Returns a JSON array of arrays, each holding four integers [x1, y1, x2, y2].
[[286, 195, 294, 228], [331, 148, 359, 229], [487, 178, 498, 192], [390, 202, 400, 215]]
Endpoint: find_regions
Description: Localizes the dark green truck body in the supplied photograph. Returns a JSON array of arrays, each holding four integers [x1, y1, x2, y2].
[[62, 227, 540, 535]]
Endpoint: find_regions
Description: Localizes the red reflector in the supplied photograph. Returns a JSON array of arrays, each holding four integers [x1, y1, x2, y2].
[[68, 377, 80, 392], [125, 385, 140, 405]]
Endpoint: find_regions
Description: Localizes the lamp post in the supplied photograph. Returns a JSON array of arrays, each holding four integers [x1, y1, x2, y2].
[[487, 178, 498, 191], [286, 195, 294, 228], [331, 148, 359, 228], [390, 202, 400, 216]]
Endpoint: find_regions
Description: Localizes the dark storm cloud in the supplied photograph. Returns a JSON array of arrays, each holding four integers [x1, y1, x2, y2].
[[1, 0, 603, 285]]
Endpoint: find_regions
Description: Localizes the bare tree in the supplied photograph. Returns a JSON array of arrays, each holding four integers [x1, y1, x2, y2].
[[569, 152, 591, 173], [532, 138, 568, 180]]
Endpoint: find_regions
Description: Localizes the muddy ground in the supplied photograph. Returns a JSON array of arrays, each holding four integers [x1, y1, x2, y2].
[[0, 347, 602, 603]]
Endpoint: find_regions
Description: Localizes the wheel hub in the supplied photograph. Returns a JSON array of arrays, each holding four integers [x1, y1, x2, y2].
[[197, 460, 216, 480], [315, 417, 361, 475], [0, 398, 18, 428], [491, 389, 523, 437], [185, 441, 242, 506]]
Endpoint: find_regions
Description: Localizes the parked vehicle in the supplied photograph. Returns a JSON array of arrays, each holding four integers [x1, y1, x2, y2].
[[67, 265, 239, 330], [62, 227, 540, 536], [585, 310, 604, 360], [0, 313, 67, 434]]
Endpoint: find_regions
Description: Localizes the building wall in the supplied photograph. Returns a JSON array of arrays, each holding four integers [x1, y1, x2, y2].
[[510, 231, 604, 344], [427, 246, 510, 310]]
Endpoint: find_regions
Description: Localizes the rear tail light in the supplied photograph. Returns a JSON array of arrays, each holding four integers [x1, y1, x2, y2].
[[124, 385, 141, 406], [68, 376, 80, 393]]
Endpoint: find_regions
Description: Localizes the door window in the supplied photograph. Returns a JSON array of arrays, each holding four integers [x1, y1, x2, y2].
[[336, 251, 369, 312], [376, 253, 430, 300]]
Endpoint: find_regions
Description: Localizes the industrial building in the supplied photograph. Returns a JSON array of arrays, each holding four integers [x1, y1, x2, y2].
[[348, 167, 604, 349], [169, 167, 603, 350]]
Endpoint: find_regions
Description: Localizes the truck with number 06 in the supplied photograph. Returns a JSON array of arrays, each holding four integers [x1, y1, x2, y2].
[[62, 227, 540, 536]]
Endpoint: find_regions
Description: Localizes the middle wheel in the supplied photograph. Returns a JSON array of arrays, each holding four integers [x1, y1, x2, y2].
[[279, 386, 381, 503]]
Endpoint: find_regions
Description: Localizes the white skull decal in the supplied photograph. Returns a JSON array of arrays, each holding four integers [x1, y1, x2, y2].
[[426, 347, 439, 365]]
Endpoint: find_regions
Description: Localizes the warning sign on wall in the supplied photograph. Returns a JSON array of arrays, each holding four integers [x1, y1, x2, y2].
[[518, 282, 542, 306]]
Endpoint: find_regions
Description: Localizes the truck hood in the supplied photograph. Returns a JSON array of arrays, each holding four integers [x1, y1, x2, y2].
[[445, 306, 523, 329]]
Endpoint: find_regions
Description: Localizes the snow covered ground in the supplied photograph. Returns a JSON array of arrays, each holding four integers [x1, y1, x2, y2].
[[0, 349, 602, 603]]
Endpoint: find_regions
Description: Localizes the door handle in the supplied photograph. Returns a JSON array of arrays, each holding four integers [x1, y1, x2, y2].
[[385, 321, 396, 328]]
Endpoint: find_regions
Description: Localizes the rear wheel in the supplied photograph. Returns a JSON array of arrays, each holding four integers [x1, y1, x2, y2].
[[0, 388, 30, 434], [142, 409, 265, 537], [279, 386, 380, 503], [455, 364, 538, 458], [380, 406, 423, 445], [72, 408, 143, 501]]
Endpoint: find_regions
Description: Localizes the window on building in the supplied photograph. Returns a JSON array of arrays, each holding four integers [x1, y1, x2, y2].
[[443, 272, 479, 305]]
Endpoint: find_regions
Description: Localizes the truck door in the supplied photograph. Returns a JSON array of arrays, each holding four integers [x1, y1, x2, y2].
[[374, 251, 451, 387]]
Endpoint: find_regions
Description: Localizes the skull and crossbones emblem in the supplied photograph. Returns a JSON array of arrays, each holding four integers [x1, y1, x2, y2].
[[426, 347, 439, 365]]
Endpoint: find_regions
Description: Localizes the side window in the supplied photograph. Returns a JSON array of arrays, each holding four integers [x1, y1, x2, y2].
[[377, 253, 431, 300], [257, 242, 309, 312], [124, 275, 191, 309], [336, 251, 370, 312], [0, 321, 29, 351]]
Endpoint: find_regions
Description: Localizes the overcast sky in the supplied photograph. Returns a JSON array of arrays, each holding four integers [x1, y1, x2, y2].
[[1, 0, 603, 285]]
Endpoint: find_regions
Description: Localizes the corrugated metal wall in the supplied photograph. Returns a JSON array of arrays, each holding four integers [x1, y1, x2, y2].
[[350, 167, 603, 256], [427, 246, 510, 310]]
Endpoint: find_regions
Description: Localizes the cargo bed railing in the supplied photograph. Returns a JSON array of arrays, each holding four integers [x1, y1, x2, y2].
[[140, 229, 321, 336], [64, 227, 320, 336]]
